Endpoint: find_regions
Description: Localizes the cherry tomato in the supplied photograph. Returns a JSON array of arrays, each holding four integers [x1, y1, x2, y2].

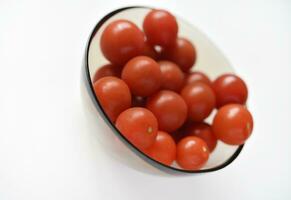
[[93, 64, 121, 83], [115, 107, 158, 150], [122, 56, 161, 97], [147, 90, 187, 132], [185, 71, 211, 87], [212, 74, 248, 108], [184, 122, 217, 152], [142, 41, 159, 60], [144, 131, 176, 166], [161, 38, 196, 72], [212, 104, 253, 145], [94, 77, 131, 122], [181, 82, 216, 122], [101, 20, 145, 65], [176, 136, 209, 170], [143, 9, 178, 47], [158, 60, 185, 92]]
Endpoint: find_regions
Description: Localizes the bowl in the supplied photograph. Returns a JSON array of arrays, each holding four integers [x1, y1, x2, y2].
[[81, 6, 243, 174]]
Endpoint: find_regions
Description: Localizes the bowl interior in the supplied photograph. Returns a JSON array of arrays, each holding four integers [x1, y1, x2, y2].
[[86, 6, 243, 173]]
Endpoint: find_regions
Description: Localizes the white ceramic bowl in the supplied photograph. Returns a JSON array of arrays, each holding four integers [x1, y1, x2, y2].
[[81, 6, 243, 174]]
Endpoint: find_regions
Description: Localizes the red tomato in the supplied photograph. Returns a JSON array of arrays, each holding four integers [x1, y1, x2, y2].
[[142, 41, 159, 60], [143, 9, 178, 47], [158, 61, 185, 92], [185, 71, 211, 87], [212, 104, 253, 145], [122, 56, 161, 97], [176, 136, 209, 170], [101, 20, 145, 65], [181, 82, 216, 122], [161, 38, 196, 72], [94, 77, 131, 122], [93, 64, 121, 83], [144, 131, 176, 166], [147, 90, 187, 132], [115, 107, 158, 150], [184, 122, 217, 152], [212, 74, 248, 108]]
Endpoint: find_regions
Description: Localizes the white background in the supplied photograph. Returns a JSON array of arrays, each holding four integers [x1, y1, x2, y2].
[[1, 0, 291, 199]]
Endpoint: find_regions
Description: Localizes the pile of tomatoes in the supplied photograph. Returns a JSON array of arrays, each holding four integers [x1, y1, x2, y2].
[[93, 9, 254, 170]]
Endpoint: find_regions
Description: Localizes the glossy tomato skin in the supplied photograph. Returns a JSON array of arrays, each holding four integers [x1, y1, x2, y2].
[[142, 41, 159, 60], [143, 9, 178, 47], [94, 77, 131, 122], [115, 107, 158, 150], [161, 38, 196, 72], [184, 122, 217, 152], [181, 82, 216, 122], [212, 104, 253, 145], [212, 74, 248, 108], [93, 64, 121, 83], [101, 20, 145, 65], [147, 90, 187, 132], [185, 71, 211, 87], [144, 131, 176, 166], [122, 56, 162, 97], [159, 60, 185, 92], [176, 136, 209, 170]]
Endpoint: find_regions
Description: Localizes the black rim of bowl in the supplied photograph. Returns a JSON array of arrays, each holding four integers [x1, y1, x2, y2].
[[83, 5, 244, 174]]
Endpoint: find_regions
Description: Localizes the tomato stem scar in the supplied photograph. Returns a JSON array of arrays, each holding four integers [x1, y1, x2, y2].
[[147, 127, 153, 134]]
